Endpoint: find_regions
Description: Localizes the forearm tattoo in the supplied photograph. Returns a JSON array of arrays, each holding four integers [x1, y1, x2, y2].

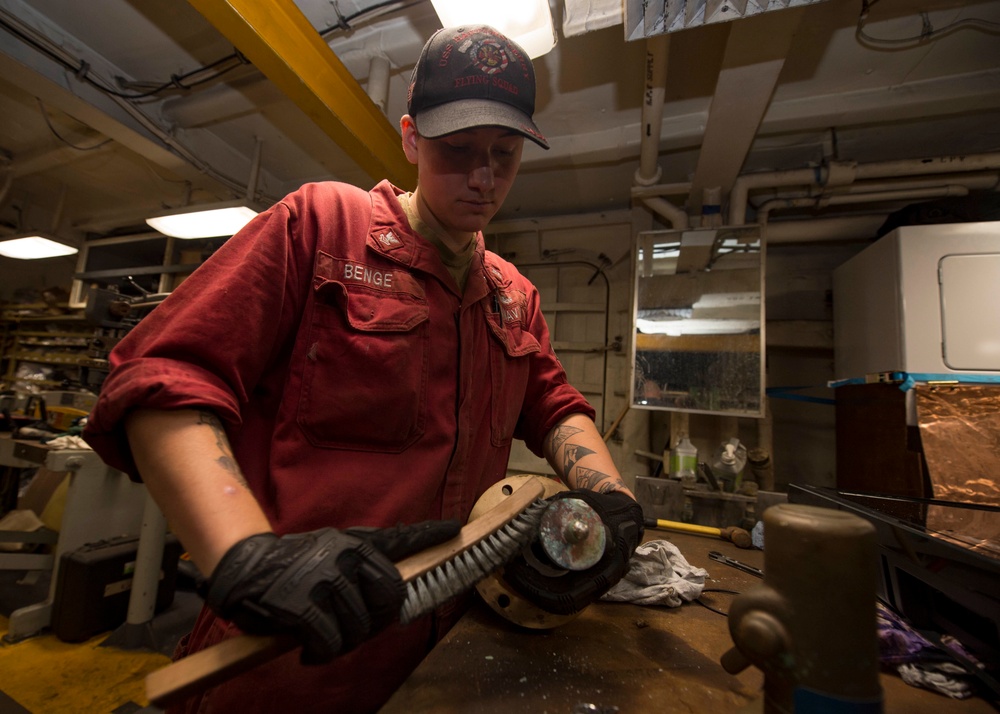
[[563, 444, 595, 474], [548, 424, 629, 495], [546, 424, 583, 455], [197, 410, 248, 488]]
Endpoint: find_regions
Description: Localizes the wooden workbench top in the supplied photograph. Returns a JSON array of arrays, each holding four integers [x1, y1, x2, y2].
[[380, 530, 996, 713]]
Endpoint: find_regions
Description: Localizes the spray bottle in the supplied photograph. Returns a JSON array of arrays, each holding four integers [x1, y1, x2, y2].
[[711, 437, 748, 492]]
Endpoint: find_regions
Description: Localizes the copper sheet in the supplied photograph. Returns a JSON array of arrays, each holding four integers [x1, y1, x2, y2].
[[926, 504, 1000, 560], [915, 385, 1000, 559]]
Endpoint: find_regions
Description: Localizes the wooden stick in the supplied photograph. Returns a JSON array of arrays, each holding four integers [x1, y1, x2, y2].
[[146, 477, 545, 709], [602, 404, 630, 442]]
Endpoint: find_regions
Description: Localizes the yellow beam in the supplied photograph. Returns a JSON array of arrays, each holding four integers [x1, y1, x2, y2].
[[188, 0, 417, 189]]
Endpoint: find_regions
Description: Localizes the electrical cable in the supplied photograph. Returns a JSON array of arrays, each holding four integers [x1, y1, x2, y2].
[[695, 588, 742, 617], [856, 0, 1000, 50], [2, 0, 421, 103], [36, 99, 112, 151], [0, 0, 426, 211], [0, 8, 261, 198]]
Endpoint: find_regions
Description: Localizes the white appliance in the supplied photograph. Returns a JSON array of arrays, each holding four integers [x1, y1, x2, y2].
[[833, 221, 1000, 381]]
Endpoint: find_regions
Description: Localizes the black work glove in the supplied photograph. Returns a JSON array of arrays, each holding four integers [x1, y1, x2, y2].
[[204, 519, 460, 664], [503, 490, 643, 615]]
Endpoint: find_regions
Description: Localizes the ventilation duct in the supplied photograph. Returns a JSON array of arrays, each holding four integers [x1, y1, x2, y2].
[[625, 0, 831, 40]]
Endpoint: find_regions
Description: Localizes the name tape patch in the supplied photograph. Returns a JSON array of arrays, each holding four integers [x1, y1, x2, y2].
[[316, 251, 424, 299]]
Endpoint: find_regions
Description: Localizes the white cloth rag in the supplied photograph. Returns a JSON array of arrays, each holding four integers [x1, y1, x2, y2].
[[41, 434, 91, 450], [600, 539, 708, 607], [898, 662, 974, 699]]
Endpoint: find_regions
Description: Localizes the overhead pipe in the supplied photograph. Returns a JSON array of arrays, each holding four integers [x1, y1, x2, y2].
[[246, 137, 263, 202], [633, 35, 687, 229], [0, 6, 250, 197], [701, 186, 722, 228], [757, 185, 972, 224], [635, 35, 669, 187], [630, 181, 693, 199], [49, 184, 67, 233], [641, 197, 689, 229], [764, 215, 886, 245], [729, 153, 1000, 225], [752, 172, 999, 205], [743, 172, 999, 246], [162, 13, 425, 128], [731, 159, 991, 464], [0, 172, 12, 206], [366, 54, 391, 114]]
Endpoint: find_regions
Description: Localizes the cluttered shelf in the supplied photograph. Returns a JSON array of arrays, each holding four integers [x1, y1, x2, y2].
[[1, 302, 92, 388]]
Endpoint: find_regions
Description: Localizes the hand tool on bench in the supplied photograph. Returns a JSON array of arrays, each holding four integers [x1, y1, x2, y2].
[[146, 476, 549, 709], [644, 517, 753, 548], [708, 550, 763, 578]]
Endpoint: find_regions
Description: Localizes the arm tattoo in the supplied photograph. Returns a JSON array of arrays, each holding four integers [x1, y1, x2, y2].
[[575, 467, 629, 495], [546, 425, 583, 456], [197, 410, 248, 488], [563, 444, 596, 475], [574, 467, 605, 491], [547, 423, 629, 495]]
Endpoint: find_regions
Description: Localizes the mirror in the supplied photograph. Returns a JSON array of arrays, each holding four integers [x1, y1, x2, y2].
[[630, 225, 764, 417]]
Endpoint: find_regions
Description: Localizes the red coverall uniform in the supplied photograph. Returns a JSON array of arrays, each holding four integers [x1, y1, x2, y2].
[[83, 180, 595, 713]]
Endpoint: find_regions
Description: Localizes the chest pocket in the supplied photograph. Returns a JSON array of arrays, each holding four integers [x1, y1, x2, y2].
[[297, 278, 429, 452], [485, 309, 540, 447]]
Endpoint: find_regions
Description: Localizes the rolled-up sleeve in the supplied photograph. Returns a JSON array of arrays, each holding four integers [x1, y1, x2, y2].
[[83, 197, 313, 478]]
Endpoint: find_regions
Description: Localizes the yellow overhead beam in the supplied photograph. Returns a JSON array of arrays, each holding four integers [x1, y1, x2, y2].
[[188, 0, 416, 189]]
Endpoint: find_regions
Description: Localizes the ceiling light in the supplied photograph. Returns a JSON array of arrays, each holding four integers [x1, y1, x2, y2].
[[0, 234, 79, 260], [429, 0, 557, 58], [145, 200, 260, 239]]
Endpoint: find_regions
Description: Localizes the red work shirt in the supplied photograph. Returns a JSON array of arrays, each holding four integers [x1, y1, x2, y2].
[[84, 180, 594, 712]]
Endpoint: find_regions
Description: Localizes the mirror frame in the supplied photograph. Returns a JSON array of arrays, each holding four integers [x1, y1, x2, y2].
[[629, 224, 765, 418]]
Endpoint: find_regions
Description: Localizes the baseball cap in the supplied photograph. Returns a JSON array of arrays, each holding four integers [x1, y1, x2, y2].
[[407, 25, 549, 149]]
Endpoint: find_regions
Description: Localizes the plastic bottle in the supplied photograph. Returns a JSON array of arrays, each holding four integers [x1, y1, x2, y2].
[[669, 436, 698, 481]]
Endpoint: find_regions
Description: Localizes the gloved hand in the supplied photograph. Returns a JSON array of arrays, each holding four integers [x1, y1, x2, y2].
[[502, 490, 643, 615], [204, 519, 461, 664]]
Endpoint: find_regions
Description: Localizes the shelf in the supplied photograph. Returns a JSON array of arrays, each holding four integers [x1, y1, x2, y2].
[[3, 314, 86, 323], [1, 305, 91, 386], [75, 263, 196, 280], [13, 331, 90, 339], [8, 353, 86, 365]]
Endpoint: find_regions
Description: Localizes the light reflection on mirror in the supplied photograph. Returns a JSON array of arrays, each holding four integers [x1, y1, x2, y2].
[[630, 225, 764, 417]]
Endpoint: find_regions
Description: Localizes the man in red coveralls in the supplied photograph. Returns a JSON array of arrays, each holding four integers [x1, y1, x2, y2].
[[84, 24, 643, 713]]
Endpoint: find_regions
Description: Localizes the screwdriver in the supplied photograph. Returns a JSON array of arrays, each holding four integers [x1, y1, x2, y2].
[[708, 550, 763, 578]]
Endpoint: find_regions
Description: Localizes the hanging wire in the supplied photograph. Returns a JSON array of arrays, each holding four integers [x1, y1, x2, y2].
[[694, 588, 743, 617], [36, 99, 112, 151], [856, 0, 1000, 49], [0, 0, 424, 104]]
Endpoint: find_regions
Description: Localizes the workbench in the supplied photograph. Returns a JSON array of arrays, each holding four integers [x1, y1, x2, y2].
[[380, 530, 996, 713]]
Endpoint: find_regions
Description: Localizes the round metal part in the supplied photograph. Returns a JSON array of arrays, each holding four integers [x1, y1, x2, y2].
[[539, 497, 606, 571], [469, 475, 584, 629]]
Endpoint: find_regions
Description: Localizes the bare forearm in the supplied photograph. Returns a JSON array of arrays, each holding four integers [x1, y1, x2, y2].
[[125, 408, 272, 576], [543, 413, 636, 499]]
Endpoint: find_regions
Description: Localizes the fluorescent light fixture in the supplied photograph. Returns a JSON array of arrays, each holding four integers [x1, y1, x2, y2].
[[429, 0, 557, 58], [637, 317, 760, 336], [146, 200, 260, 239], [0, 234, 79, 260]]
